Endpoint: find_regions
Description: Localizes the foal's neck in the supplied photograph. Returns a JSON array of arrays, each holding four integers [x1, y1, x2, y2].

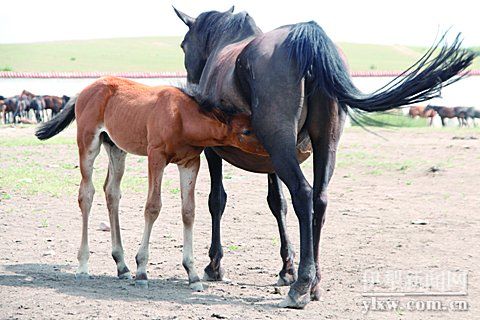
[[183, 111, 231, 148]]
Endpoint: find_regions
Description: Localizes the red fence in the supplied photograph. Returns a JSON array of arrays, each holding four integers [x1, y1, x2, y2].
[[1, 70, 479, 79]]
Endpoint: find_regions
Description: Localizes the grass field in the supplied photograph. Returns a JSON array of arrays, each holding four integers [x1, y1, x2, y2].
[[1, 37, 478, 72]]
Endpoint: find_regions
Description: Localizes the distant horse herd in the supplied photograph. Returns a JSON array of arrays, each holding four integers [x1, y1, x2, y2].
[[0, 90, 70, 124], [408, 105, 480, 127]]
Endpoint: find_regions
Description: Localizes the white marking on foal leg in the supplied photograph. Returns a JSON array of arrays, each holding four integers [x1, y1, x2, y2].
[[76, 133, 101, 279], [103, 142, 131, 279], [178, 159, 203, 291], [135, 150, 165, 287]]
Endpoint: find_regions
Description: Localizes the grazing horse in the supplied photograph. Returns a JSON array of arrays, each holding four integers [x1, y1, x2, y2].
[[454, 106, 476, 126], [27, 96, 46, 123], [3, 96, 21, 124], [425, 105, 458, 127], [35, 76, 266, 291], [173, 6, 475, 308], [43, 95, 68, 119], [408, 105, 436, 126]]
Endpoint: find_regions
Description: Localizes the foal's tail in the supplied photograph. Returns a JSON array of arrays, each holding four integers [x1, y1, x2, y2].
[[35, 95, 77, 140], [285, 22, 476, 112]]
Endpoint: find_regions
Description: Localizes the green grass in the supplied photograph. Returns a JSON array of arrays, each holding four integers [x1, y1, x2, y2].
[[0, 37, 185, 72], [0, 37, 478, 72], [351, 112, 430, 128], [0, 136, 76, 147]]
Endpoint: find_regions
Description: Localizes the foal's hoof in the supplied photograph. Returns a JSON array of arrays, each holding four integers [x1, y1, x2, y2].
[[118, 271, 132, 280], [276, 272, 296, 286], [189, 281, 204, 292], [279, 291, 310, 309], [135, 279, 149, 288], [203, 266, 225, 281], [75, 272, 92, 280]]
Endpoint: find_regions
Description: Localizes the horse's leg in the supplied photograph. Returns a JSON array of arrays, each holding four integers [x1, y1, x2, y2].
[[135, 148, 165, 287], [178, 158, 203, 291], [441, 117, 446, 127], [307, 95, 346, 301], [251, 104, 315, 308], [102, 139, 131, 279], [76, 128, 101, 278], [267, 173, 296, 286], [203, 148, 227, 281]]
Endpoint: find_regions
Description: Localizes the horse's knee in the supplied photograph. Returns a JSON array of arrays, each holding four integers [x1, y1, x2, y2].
[[291, 182, 313, 215], [78, 182, 95, 211], [104, 185, 121, 206], [182, 206, 195, 226], [314, 192, 328, 214], [208, 186, 227, 216], [145, 201, 161, 218]]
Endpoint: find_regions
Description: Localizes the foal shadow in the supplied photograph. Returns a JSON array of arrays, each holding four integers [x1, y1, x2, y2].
[[0, 263, 282, 308]]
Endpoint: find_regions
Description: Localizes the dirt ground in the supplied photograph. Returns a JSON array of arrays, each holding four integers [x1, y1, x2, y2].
[[0, 125, 479, 319]]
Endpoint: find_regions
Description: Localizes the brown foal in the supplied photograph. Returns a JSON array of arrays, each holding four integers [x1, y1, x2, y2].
[[36, 76, 266, 290]]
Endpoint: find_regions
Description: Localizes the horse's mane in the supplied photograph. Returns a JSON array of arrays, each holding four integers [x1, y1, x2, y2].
[[179, 83, 239, 125], [195, 11, 260, 51]]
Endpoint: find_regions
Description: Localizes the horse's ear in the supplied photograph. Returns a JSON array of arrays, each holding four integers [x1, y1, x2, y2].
[[173, 6, 195, 28], [225, 6, 234, 13]]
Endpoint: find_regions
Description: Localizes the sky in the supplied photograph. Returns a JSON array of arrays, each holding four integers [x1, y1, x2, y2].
[[0, 0, 478, 46]]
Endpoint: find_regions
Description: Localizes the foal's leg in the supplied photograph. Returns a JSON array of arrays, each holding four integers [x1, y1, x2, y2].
[[178, 158, 203, 291], [76, 129, 101, 278], [267, 173, 296, 286], [203, 148, 227, 281], [102, 139, 131, 279], [307, 95, 346, 301], [135, 148, 166, 287]]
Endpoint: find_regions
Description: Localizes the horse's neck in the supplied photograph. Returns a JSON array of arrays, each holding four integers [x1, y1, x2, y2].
[[198, 38, 255, 114]]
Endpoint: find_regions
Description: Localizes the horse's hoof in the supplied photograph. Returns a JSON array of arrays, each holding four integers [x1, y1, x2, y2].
[[203, 266, 225, 282], [278, 292, 310, 309], [75, 272, 92, 280], [310, 287, 324, 301], [276, 272, 296, 286], [118, 271, 132, 280], [135, 280, 148, 288], [189, 281, 204, 292]]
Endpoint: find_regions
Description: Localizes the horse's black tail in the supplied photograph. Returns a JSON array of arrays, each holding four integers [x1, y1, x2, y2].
[[35, 95, 77, 140], [285, 21, 476, 112]]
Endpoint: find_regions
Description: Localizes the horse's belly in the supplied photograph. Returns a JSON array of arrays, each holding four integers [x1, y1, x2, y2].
[[211, 139, 311, 174], [103, 125, 148, 156]]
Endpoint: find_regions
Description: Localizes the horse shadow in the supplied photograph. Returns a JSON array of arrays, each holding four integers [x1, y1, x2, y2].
[[0, 263, 282, 308]]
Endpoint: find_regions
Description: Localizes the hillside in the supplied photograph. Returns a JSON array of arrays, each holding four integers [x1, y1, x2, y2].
[[0, 37, 478, 72]]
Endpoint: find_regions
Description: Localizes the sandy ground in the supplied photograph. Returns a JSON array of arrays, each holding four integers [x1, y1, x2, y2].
[[0, 125, 479, 319]]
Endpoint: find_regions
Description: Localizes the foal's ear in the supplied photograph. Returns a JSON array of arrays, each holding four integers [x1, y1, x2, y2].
[[173, 6, 195, 28], [224, 6, 235, 13]]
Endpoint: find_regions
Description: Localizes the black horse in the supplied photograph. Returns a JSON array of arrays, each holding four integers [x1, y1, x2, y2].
[[174, 7, 475, 308]]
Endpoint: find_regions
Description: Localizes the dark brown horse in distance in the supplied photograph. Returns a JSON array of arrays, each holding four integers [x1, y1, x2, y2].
[[174, 6, 475, 308], [36, 76, 266, 291]]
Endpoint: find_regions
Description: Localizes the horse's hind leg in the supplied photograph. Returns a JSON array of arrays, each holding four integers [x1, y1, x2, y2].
[[267, 173, 296, 286], [135, 148, 166, 287], [251, 97, 315, 308], [102, 135, 131, 279], [76, 128, 101, 278], [306, 95, 346, 301], [203, 148, 227, 281], [178, 158, 203, 291]]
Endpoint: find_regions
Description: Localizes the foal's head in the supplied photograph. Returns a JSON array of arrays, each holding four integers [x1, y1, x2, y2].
[[227, 113, 267, 156]]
